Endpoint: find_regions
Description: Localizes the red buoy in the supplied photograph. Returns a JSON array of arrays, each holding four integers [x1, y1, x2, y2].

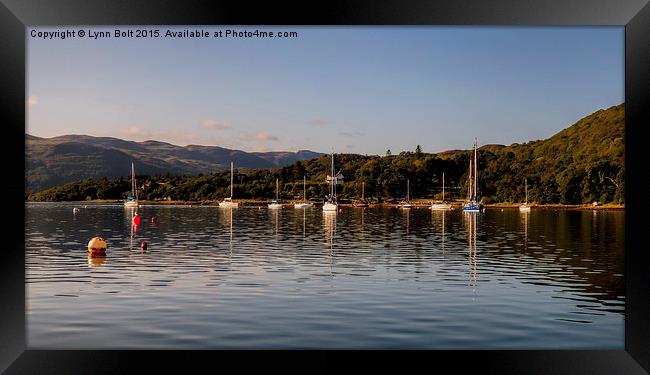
[[132, 213, 141, 226], [140, 241, 148, 251], [151, 216, 156, 224]]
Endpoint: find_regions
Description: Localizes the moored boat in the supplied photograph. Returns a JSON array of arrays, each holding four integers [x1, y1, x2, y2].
[[124, 162, 139, 208], [431, 172, 452, 210], [463, 138, 484, 212], [294, 176, 313, 208], [219, 162, 240, 208], [269, 178, 283, 209], [323, 152, 339, 212]]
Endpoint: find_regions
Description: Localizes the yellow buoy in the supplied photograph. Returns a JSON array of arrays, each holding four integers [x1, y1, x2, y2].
[[87, 237, 107, 256]]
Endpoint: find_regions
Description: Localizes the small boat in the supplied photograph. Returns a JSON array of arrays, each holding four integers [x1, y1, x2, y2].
[[463, 138, 484, 212], [519, 178, 531, 212], [294, 176, 313, 208], [323, 152, 338, 212], [124, 161, 139, 208], [219, 162, 240, 208], [431, 172, 452, 210], [353, 181, 369, 207], [399, 179, 414, 209], [269, 178, 283, 209]]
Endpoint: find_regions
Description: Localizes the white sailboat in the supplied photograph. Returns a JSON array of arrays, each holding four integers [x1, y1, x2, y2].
[[519, 178, 531, 212], [399, 179, 414, 209], [295, 176, 313, 208], [124, 162, 139, 208], [269, 178, 283, 209], [431, 172, 452, 210], [323, 152, 338, 212], [219, 161, 239, 208], [463, 138, 483, 212]]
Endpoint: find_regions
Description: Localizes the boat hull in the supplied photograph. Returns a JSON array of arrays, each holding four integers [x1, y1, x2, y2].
[[294, 203, 313, 208], [430, 203, 452, 210], [268, 204, 283, 209], [323, 203, 338, 211], [463, 203, 483, 212], [124, 201, 138, 208], [219, 202, 239, 208], [519, 205, 531, 212]]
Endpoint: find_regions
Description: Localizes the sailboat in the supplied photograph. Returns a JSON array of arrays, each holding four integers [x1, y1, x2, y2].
[[463, 138, 483, 212], [294, 176, 313, 208], [124, 162, 139, 208], [431, 172, 453, 210], [219, 162, 239, 208], [353, 181, 369, 207], [322, 152, 338, 212], [519, 178, 531, 212], [269, 178, 283, 209], [399, 179, 414, 209]]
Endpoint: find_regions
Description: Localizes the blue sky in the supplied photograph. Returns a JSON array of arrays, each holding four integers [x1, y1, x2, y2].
[[27, 26, 623, 155]]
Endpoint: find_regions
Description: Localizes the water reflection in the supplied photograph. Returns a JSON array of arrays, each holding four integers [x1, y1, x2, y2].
[[432, 210, 447, 255], [521, 210, 529, 253], [87, 254, 107, 267], [26, 203, 625, 349], [323, 211, 336, 275], [465, 212, 478, 291]]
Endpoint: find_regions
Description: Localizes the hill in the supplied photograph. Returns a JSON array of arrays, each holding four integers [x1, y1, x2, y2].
[[25, 135, 322, 192]]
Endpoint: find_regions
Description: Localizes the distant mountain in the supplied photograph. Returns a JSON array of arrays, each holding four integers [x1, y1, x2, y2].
[[26, 135, 323, 192]]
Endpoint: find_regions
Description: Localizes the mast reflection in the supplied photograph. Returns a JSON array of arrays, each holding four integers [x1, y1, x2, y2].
[[466, 212, 478, 290]]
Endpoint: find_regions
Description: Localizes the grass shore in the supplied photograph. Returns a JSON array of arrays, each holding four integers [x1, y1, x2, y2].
[[30, 198, 624, 210]]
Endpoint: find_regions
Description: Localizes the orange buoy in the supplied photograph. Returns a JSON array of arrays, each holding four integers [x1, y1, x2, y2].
[[87, 237, 107, 257]]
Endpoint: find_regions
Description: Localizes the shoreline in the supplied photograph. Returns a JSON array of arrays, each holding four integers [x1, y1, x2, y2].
[[26, 199, 624, 210]]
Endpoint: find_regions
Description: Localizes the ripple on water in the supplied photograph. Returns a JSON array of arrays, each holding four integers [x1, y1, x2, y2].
[[25, 204, 624, 349]]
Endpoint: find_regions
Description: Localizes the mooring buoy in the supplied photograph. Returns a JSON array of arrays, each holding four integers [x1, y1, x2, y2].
[[87, 237, 107, 257]]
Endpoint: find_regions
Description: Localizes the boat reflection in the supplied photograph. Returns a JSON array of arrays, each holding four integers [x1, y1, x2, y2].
[[323, 211, 336, 275], [432, 209, 447, 256], [466, 212, 478, 290], [521, 209, 529, 253]]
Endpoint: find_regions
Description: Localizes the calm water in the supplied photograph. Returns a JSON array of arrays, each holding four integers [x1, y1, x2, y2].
[[26, 203, 624, 349]]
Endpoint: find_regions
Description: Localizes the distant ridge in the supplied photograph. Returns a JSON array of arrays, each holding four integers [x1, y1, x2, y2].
[[26, 134, 322, 192]]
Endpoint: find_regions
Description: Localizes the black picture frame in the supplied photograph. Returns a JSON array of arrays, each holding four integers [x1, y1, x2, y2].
[[2, 0, 649, 373]]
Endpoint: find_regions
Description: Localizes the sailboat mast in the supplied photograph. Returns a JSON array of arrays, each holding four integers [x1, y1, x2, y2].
[[131, 162, 137, 200], [442, 172, 445, 202], [474, 138, 478, 201], [525, 178, 528, 204], [467, 159, 473, 200], [276, 178, 279, 200], [303, 176, 306, 201], [407, 179, 410, 202], [331, 152, 335, 198], [230, 161, 234, 199], [362, 181, 365, 200]]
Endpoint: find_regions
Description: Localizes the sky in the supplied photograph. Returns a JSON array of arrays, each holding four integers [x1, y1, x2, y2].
[[27, 26, 624, 155]]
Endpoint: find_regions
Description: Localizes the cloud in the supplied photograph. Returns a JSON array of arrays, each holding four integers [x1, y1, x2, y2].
[[119, 126, 201, 145], [254, 131, 279, 141], [201, 119, 231, 130], [27, 95, 38, 107], [339, 131, 364, 137], [311, 118, 330, 127]]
